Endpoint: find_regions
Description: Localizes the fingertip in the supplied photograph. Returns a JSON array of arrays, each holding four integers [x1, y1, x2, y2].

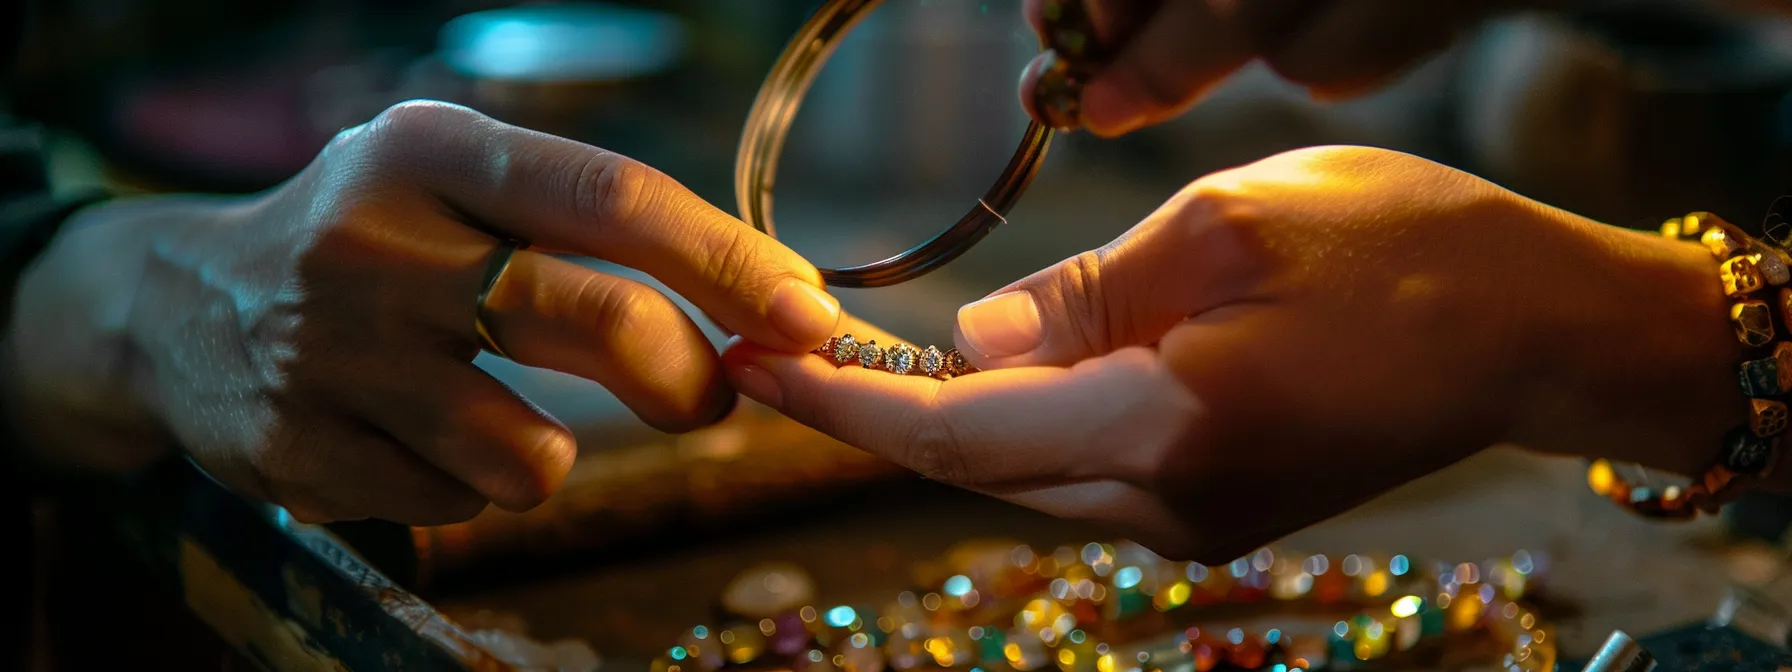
[[492, 426, 578, 512], [767, 278, 842, 350], [1080, 75, 1149, 138]]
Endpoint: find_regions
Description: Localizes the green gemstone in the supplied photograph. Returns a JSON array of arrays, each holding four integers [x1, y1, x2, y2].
[[976, 628, 1006, 664], [1420, 605, 1446, 638]]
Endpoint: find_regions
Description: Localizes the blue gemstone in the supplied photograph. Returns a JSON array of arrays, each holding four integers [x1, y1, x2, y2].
[[1740, 358, 1781, 397]]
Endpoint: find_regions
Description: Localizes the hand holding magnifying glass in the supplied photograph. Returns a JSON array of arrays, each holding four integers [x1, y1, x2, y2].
[[1020, 0, 1571, 137]]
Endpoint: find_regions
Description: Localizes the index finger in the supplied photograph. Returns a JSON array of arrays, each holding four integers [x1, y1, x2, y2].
[[353, 101, 839, 352], [720, 339, 1198, 489]]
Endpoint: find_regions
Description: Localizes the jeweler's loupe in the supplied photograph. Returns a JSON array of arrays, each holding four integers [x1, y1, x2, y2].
[[735, 0, 1054, 289]]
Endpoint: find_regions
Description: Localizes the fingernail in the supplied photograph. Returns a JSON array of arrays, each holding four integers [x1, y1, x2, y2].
[[957, 291, 1044, 358], [731, 364, 783, 409], [769, 279, 840, 347]]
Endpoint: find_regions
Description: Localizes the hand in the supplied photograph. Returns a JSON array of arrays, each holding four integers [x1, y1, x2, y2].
[[1021, 0, 1566, 137], [725, 146, 1746, 561], [4, 100, 842, 525]]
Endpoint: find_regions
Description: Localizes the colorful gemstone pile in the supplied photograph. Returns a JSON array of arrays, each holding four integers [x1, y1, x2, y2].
[[652, 542, 1554, 672]]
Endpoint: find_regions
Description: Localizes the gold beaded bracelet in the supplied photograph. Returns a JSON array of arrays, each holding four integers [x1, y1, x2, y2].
[[1588, 212, 1787, 518], [814, 334, 981, 379]]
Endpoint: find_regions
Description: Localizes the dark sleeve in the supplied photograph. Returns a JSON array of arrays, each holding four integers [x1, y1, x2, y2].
[[4, 4, 110, 668]]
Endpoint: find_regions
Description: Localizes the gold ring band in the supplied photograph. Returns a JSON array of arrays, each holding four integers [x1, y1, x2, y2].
[[813, 334, 979, 379], [475, 239, 526, 359]]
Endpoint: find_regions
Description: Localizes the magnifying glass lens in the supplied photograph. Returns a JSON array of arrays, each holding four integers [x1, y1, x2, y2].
[[769, 0, 1039, 272]]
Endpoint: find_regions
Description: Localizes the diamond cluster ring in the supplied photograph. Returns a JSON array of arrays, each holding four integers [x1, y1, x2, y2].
[[813, 334, 980, 379]]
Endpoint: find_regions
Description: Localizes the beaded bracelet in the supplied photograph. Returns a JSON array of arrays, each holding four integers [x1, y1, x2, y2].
[[653, 542, 1554, 672], [814, 334, 981, 379], [1588, 212, 1787, 519]]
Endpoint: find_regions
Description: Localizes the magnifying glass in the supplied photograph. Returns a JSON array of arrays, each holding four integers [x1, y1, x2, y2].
[[735, 0, 1110, 289]]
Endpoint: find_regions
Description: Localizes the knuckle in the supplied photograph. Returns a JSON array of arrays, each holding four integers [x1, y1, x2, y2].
[[1171, 178, 1272, 254], [894, 400, 975, 485], [368, 100, 477, 146], [572, 276, 662, 344], [1055, 250, 1118, 352], [575, 152, 659, 228], [700, 226, 765, 296]]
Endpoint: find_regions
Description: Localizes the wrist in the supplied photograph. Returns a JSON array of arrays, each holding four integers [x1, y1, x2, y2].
[[1, 196, 222, 471], [1504, 210, 1750, 483]]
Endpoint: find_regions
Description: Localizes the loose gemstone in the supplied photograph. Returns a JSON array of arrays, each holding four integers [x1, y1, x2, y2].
[[859, 341, 885, 369], [919, 346, 946, 378], [677, 628, 727, 671], [1740, 356, 1781, 397], [1752, 399, 1789, 437], [838, 637, 885, 672], [770, 610, 813, 657], [1722, 427, 1775, 475], [720, 625, 767, 665], [1733, 300, 1775, 347], [885, 344, 919, 375], [1723, 255, 1767, 296], [834, 334, 861, 364], [1002, 628, 1051, 671]]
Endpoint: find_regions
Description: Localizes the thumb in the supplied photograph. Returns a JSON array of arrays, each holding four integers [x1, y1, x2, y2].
[[953, 230, 1209, 369]]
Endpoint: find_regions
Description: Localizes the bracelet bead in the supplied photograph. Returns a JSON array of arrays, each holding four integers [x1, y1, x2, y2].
[[1740, 356, 1782, 397], [1691, 212, 1737, 248], [1596, 210, 1785, 521], [1698, 226, 1741, 258], [1749, 398, 1789, 437], [1732, 299, 1775, 346], [1721, 426, 1776, 475], [1757, 246, 1792, 285], [1722, 255, 1767, 296]]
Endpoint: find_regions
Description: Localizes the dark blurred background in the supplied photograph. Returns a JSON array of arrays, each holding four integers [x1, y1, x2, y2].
[[21, 0, 1792, 668]]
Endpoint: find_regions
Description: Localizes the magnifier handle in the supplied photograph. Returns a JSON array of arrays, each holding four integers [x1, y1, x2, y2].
[[1031, 0, 1160, 130]]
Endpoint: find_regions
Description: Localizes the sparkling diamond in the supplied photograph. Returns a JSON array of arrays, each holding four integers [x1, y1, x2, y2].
[[858, 340, 885, 369], [919, 346, 945, 377], [885, 344, 918, 375], [834, 334, 860, 364], [817, 337, 838, 357]]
